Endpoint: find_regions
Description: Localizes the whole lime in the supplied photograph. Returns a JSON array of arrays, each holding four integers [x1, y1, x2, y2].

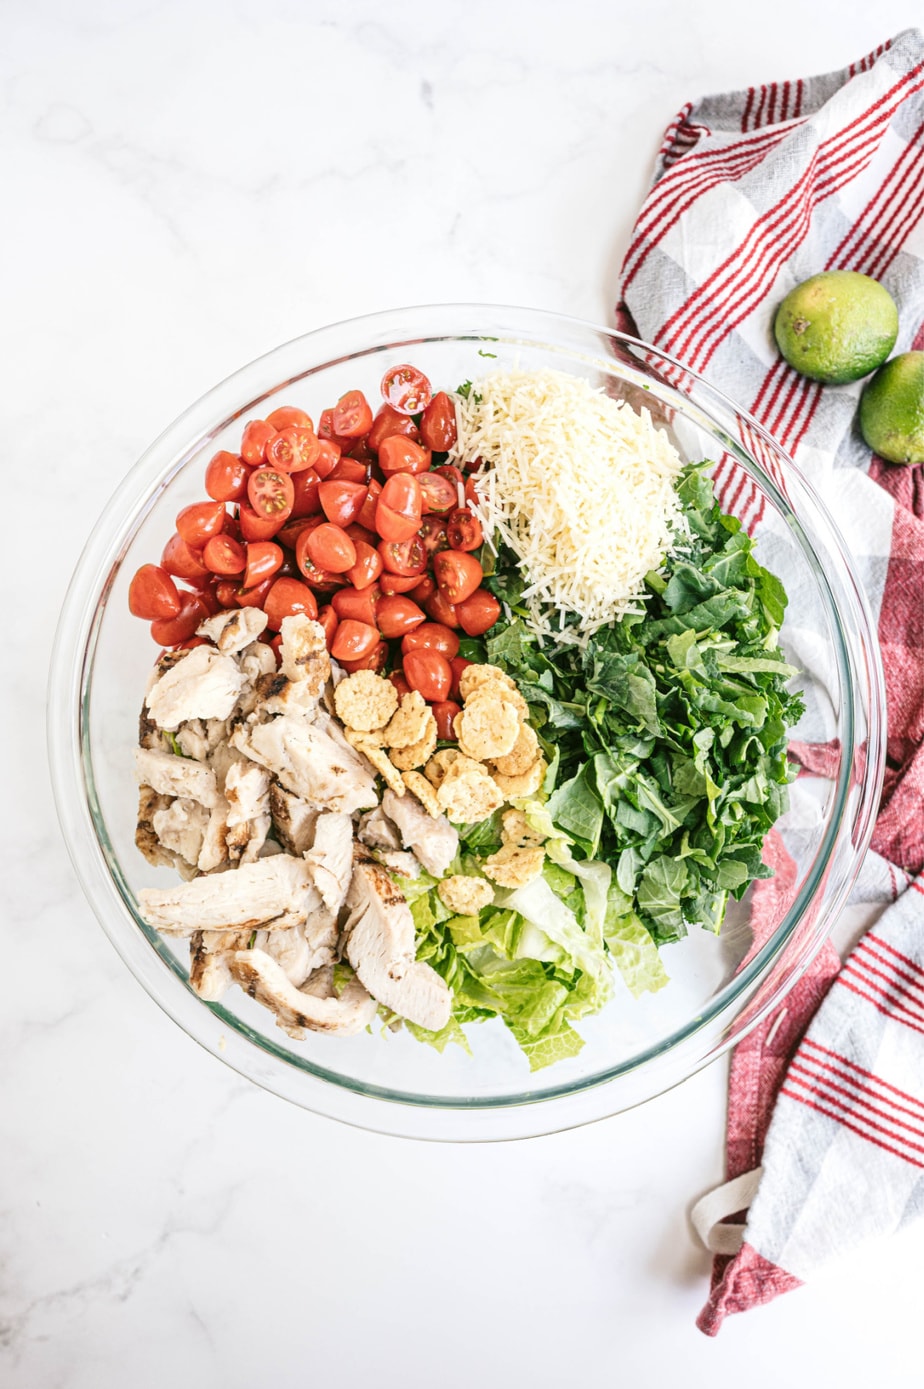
[[859, 351, 924, 464], [773, 270, 898, 384]]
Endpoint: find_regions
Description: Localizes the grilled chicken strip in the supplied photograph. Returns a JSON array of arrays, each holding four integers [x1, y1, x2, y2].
[[134, 746, 219, 807], [232, 715, 377, 814], [137, 854, 319, 934], [230, 948, 377, 1039], [146, 644, 245, 730], [381, 788, 459, 877]]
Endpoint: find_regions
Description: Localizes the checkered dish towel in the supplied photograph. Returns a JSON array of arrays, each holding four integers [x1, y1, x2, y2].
[[617, 29, 924, 1335]]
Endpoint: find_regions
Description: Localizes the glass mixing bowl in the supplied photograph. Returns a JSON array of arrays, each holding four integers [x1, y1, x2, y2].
[[48, 305, 885, 1140]]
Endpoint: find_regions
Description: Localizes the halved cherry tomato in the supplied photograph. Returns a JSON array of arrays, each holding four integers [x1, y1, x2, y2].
[[268, 633, 283, 666], [378, 534, 427, 578], [339, 640, 388, 674], [432, 700, 461, 740], [367, 404, 421, 453], [203, 534, 246, 576], [420, 391, 457, 451], [331, 619, 379, 662], [345, 541, 383, 591], [263, 577, 318, 630], [346, 438, 376, 467], [129, 564, 181, 620], [379, 571, 424, 595], [449, 656, 472, 701], [162, 531, 211, 581], [328, 455, 369, 484], [248, 467, 294, 523], [419, 515, 449, 557], [402, 622, 460, 659], [456, 587, 501, 636], [266, 405, 313, 432], [425, 589, 459, 628], [319, 479, 368, 527], [332, 390, 373, 439], [435, 463, 465, 492], [332, 585, 379, 627], [205, 450, 249, 502], [150, 592, 208, 646], [235, 576, 274, 610], [378, 436, 431, 477], [307, 523, 356, 574], [196, 583, 222, 617], [243, 541, 283, 588], [215, 579, 240, 607], [296, 553, 343, 591], [377, 596, 426, 639], [389, 670, 411, 698], [176, 501, 227, 550], [447, 507, 483, 552], [316, 604, 338, 648], [174, 635, 211, 652], [418, 472, 458, 516], [266, 426, 320, 474], [241, 419, 278, 465], [358, 478, 383, 531], [464, 476, 480, 507], [277, 513, 322, 550], [345, 522, 377, 548], [313, 439, 341, 478], [238, 502, 283, 542], [381, 364, 432, 415], [403, 648, 452, 702], [434, 550, 483, 604], [295, 526, 341, 584], [409, 574, 436, 603], [290, 467, 322, 519], [376, 473, 422, 543]]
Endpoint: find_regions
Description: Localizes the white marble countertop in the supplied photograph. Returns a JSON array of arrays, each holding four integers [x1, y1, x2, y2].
[[7, 0, 923, 1383]]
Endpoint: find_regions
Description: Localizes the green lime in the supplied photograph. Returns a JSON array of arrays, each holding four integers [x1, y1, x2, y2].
[[773, 270, 898, 384], [859, 351, 924, 464]]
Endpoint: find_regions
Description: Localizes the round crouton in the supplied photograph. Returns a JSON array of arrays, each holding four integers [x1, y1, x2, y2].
[[333, 670, 398, 733]]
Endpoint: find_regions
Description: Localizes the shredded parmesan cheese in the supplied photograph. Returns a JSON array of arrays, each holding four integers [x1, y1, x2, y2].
[[450, 369, 686, 643]]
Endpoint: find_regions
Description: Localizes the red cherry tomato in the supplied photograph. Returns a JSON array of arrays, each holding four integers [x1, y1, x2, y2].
[[331, 619, 379, 662], [419, 515, 449, 558], [243, 541, 284, 588], [238, 502, 284, 542], [403, 648, 452, 702], [376, 596, 426, 639], [338, 640, 388, 674], [389, 670, 411, 698], [376, 473, 422, 543], [248, 467, 294, 523], [345, 541, 383, 591], [418, 472, 458, 516], [205, 450, 249, 502], [425, 589, 460, 628], [296, 555, 343, 591], [290, 467, 322, 519], [203, 534, 246, 576], [176, 501, 227, 550], [328, 455, 369, 484], [129, 564, 181, 620], [358, 478, 383, 531], [378, 436, 431, 477], [313, 439, 341, 478], [306, 524, 356, 575], [319, 479, 368, 528], [174, 635, 211, 652], [379, 571, 424, 595], [401, 622, 460, 659], [331, 390, 373, 439], [464, 476, 480, 507], [409, 574, 436, 603], [235, 576, 274, 610], [435, 463, 465, 491], [266, 426, 320, 474], [434, 550, 483, 605], [346, 438, 376, 466], [432, 700, 462, 740], [263, 577, 318, 630], [266, 405, 313, 432], [449, 655, 472, 701], [197, 582, 222, 617], [381, 364, 432, 415], [162, 531, 211, 581], [215, 579, 240, 607], [420, 392, 457, 451], [294, 527, 341, 586], [378, 534, 427, 577], [150, 592, 208, 646], [447, 507, 483, 552], [316, 604, 338, 648], [456, 587, 501, 637], [367, 404, 421, 453], [345, 522, 377, 548], [331, 585, 379, 627], [241, 419, 278, 465], [277, 513, 322, 550]]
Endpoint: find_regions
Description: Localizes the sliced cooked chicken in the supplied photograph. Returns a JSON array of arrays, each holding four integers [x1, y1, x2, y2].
[[175, 716, 230, 762], [239, 640, 278, 684], [232, 715, 377, 814], [358, 805, 403, 853], [279, 614, 331, 695], [198, 795, 233, 874], [136, 785, 190, 875], [381, 788, 459, 877], [375, 850, 421, 878], [224, 759, 270, 827], [237, 813, 272, 866], [151, 796, 210, 868], [255, 671, 323, 718], [269, 781, 319, 856], [146, 645, 245, 731], [305, 812, 354, 914], [230, 948, 377, 1038], [138, 854, 319, 934], [256, 902, 337, 984], [343, 858, 452, 1031], [189, 928, 253, 1001], [134, 745, 219, 807], [198, 606, 269, 654]]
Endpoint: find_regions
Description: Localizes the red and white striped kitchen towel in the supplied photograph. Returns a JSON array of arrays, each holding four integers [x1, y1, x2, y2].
[[617, 29, 924, 1333]]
